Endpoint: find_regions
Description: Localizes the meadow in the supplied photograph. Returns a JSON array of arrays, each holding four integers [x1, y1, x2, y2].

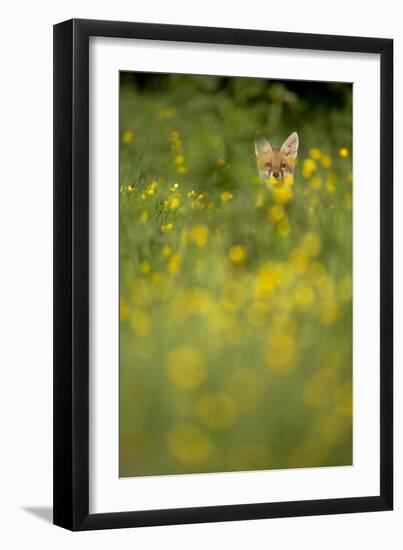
[[119, 74, 353, 477]]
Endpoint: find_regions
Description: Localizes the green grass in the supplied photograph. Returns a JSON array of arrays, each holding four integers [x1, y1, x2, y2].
[[119, 74, 353, 477]]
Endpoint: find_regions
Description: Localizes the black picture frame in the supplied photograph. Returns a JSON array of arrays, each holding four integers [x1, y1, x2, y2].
[[53, 18, 393, 531]]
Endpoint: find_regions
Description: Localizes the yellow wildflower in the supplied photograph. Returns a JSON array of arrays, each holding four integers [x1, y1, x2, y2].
[[190, 225, 209, 248], [268, 205, 285, 223], [167, 254, 182, 274], [273, 186, 293, 205], [301, 232, 321, 257], [302, 158, 317, 179], [174, 154, 185, 166], [309, 148, 321, 160], [145, 181, 158, 196], [161, 223, 173, 232], [169, 196, 181, 210], [320, 154, 332, 168], [220, 191, 233, 203], [228, 245, 246, 265], [169, 130, 181, 153], [283, 175, 294, 186], [130, 308, 151, 337], [122, 130, 134, 144], [165, 346, 207, 390], [339, 147, 349, 158], [138, 210, 149, 224], [309, 176, 322, 190], [277, 218, 290, 236], [140, 260, 150, 274], [326, 176, 336, 194]]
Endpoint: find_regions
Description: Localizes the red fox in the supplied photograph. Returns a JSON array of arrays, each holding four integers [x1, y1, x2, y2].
[[255, 132, 299, 185]]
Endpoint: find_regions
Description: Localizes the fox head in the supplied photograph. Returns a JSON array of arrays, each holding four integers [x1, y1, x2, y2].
[[255, 132, 299, 183]]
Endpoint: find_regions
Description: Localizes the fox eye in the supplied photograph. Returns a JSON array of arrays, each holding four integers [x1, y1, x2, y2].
[[266, 162, 272, 168], [280, 163, 287, 169]]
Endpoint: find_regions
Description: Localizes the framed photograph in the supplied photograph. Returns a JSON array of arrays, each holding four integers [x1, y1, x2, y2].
[[53, 19, 393, 530]]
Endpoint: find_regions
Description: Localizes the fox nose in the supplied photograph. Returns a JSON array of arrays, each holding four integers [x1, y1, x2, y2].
[[272, 171, 280, 179]]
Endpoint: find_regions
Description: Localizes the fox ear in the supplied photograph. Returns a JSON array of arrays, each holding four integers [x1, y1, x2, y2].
[[255, 136, 272, 156], [280, 132, 299, 158]]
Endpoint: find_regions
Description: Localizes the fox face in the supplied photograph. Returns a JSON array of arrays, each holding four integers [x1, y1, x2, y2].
[[255, 132, 299, 183]]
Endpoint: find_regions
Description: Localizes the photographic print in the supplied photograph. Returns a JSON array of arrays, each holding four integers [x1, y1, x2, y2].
[[119, 72, 353, 478]]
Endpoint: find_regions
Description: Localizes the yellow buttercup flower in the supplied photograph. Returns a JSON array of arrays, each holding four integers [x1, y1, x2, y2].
[[122, 130, 134, 144], [309, 148, 322, 160], [130, 308, 151, 337], [138, 210, 149, 224], [339, 147, 349, 158], [326, 176, 336, 194], [145, 181, 158, 196], [277, 218, 290, 236], [168, 196, 181, 210], [220, 191, 233, 203], [273, 186, 293, 205], [309, 176, 322, 190], [320, 154, 332, 168], [190, 225, 209, 248], [165, 346, 207, 390], [140, 260, 151, 274], [268, 205, 285, 223], [167, 254, 182, 274], [169, 130, 181, 153], [161, 223, 173, 232], [301, 232, 321, 257], [228, 245, 246, 265], [302, 158, 317, 179], [283, 175, 294, 186], [255, 265, 276, 299], [174, 154, 185, 166]]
